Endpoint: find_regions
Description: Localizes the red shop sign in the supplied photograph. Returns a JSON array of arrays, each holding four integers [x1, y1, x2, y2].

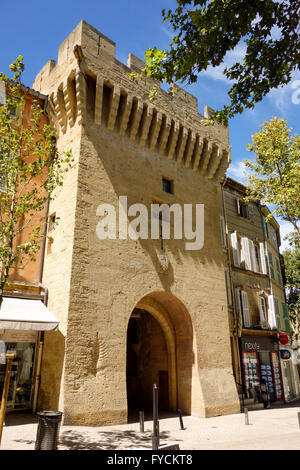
[[279, 334, 289, 345]]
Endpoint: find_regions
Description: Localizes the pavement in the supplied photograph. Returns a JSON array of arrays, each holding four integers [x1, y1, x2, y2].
[[1, 402, 300, 451]]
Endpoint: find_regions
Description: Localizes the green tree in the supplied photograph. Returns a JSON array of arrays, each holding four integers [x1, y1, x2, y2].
[[244, 117, 300, 248], [283, 247, 300, 343], [142, 0, 300, 124], [0, 57, 72, 306]]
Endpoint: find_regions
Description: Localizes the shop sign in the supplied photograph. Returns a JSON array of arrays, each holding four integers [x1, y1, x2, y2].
[[280, 349, 291, 360], [241, 335, 278, 352]]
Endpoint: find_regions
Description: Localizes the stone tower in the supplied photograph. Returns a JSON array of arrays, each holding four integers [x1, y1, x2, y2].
[[33, 20, 239, 425]]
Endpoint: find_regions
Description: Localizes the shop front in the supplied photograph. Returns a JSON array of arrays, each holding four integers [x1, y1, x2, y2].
[[0, 296, 59, 412], [240, 334, 284, 402]]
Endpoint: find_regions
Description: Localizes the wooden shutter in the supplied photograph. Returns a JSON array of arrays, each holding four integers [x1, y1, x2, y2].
[[241, 237, 252, 270], [268, 295, 277, 329], [231, 232, 240, 267], [262, 216, 269, 238], [259, 242, 267, 274], [259, 296, 267, 324], [236, 197, 241, 216], [275, 258, 282, 284], [268, 250, 275, 279], [241, 291, 250, 327], [249, 239, 258, 272], [281, 302, 291, 333], [274, 298, 281, 329]]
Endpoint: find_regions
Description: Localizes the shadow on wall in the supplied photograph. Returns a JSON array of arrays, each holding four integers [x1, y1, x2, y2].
[[38, 330, 65, 411]]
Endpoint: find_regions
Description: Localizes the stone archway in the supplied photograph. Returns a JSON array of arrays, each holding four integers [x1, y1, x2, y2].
[[126, 291, 194, 417]]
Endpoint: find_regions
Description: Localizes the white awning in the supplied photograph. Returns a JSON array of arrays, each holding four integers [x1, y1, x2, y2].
[[0, 297, 59, 331]]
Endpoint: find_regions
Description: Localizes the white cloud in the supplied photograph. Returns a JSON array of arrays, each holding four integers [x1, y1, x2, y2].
[[267, 70, 300, 114], [200, 43, 246, 84], [227, 159, 249, 183]]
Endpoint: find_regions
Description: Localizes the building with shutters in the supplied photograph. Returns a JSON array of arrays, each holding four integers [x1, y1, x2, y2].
[[221, 177, 300, 408], [0, 82, 59, 413], [31, 20, 240, 425]]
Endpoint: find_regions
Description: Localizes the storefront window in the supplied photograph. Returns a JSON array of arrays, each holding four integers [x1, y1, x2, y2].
[[0, 342, 36, 410]]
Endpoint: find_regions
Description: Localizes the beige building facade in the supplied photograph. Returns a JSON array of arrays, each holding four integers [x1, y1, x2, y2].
[[32, 21, 240, 425], [222, 178, 299, 407]]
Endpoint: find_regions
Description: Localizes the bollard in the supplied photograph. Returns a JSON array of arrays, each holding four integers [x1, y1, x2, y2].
[[35, 411, 63, 450], [152, 384, 159, 450], [178, 409, 185, 430], [298, 412, 300, 429], [244, 407, 249, 425], [139, 411, 144, 433]]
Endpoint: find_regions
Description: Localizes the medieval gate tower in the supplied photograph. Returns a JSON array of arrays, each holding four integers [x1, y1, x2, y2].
[[33, 20, 240, 425]]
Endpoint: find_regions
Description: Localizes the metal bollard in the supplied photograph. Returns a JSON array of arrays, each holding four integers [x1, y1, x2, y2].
[[152, 384, 159, 450], [178, 409, 185, 430], [244, 407, 249, 425], [298, 412, 300, 429], [139, 411, 144, 433], [35, 411, 63, 450]]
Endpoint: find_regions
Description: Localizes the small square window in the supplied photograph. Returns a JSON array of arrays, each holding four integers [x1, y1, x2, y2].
[[162, 178, 173, 194]]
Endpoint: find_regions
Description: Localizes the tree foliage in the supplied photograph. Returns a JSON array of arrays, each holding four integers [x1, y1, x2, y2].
[[0, 57, 72, 304], [283, 247, 300, 342], [244, 117, 300, 248], [142, 0, 300, 124]]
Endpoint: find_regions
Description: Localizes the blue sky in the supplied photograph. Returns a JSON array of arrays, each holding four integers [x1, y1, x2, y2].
[[1, 0, 299, 249]]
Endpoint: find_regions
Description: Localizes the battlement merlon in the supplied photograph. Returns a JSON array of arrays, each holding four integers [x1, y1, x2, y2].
[[33, 20, 231, 180]]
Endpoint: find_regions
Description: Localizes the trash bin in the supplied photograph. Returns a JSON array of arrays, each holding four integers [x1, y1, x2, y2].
[[35, 411, 63, 450]]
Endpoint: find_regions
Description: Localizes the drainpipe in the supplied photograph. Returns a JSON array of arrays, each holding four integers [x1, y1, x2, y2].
[[221, 177, 243, 397]]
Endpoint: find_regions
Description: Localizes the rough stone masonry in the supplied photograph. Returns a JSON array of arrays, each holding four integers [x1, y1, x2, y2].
[[33, 20, 240, 425]]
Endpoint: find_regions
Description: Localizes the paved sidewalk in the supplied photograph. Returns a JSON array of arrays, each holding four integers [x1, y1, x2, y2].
[[1, 403, 300, 450]]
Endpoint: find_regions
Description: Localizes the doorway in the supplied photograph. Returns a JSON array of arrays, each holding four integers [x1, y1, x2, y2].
[[126, 308, 170, 413]]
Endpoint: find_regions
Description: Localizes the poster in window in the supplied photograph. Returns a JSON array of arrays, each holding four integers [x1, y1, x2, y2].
[[243, 351, 260, 398]]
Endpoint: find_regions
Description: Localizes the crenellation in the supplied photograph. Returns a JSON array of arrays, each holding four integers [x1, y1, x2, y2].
[[32, 21, 230, 180]]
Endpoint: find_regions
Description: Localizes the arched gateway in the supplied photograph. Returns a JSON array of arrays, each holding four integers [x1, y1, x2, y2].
[[126, 292, 194, 418]]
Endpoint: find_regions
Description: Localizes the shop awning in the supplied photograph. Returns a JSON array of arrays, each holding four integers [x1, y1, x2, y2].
[[0, 297, 59, 331]]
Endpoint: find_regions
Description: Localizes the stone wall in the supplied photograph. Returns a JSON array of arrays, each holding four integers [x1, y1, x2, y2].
[[35, 20, 239, 425]]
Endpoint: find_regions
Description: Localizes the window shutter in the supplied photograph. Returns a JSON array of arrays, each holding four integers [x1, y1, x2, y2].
[[249, 239, 258, 272], [262, 216, 269, 238], [268, 251, 274, 279], [236, 197, 241, 216], [220, 216, 227, 248], [275, 258, 282, 284], [274, 298, 281, 329], [241, 237, 252, 270], [281, 302, 291, 333], [259, 296, 267, 324], [259, 242, 267, 274], [230, 232, 240, 267], [268, 295, 277, 329], [241, 291, 250, 327]]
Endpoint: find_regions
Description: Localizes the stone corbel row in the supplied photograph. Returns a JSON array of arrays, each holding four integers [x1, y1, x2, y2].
[[50, 69, 231, 180]]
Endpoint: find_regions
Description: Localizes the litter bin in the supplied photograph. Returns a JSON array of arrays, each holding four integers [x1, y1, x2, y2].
[[35, 411, 63, 450]]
